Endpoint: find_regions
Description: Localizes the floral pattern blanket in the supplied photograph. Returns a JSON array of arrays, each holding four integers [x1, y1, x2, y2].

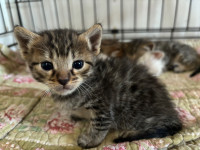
[[0, 41, 200, 150]]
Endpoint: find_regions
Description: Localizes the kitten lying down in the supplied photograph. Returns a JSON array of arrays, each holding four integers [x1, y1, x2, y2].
[[102, 39, 200, 75], [14, 24, 182, 148], [103, 42, 165, 76]]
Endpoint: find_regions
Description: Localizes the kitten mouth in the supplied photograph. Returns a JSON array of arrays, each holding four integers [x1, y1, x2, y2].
[[53, 85, 72, 92], [53, 85, 75, 95], [62, 86, 72, 90]]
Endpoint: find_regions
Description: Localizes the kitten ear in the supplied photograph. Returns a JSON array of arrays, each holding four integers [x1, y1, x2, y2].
[[14, 26, 40, 58], [142, 42, 155, 51], [80, 24, 102, 55], [152, 51, 164, 59]]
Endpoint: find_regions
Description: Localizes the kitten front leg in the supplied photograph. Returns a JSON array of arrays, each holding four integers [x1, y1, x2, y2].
[[77, 115, 111, 148], [70, 107, 91, 122]]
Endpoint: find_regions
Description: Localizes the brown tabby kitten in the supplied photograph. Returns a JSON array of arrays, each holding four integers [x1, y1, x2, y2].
[[101, 39, 153, 60], [101, 39, 200, 73], [14, 24, 182, 148]]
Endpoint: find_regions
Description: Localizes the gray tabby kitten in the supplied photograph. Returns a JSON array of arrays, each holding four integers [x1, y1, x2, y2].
[[14, 24, 182, 148], [152, 41, 200, 73], [102, 39, 200, 73]]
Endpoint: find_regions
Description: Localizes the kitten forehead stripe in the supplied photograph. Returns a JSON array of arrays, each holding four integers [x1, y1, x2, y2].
[[31, 62, 39, 66], [39, 29, 78, 58], [85, 61, 93, 66]]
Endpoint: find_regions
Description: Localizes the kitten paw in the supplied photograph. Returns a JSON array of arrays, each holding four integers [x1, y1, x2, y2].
[[77, 134, 100, 148]]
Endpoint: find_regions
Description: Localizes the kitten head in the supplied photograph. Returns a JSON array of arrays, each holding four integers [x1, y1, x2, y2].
[[127, 41, 155, 60], [169, 51, 200, 73], [138, 51, 165, 76], [14, 24, 102, 95]]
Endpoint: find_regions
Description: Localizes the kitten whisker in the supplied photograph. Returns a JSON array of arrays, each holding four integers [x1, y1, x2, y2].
[[76, 87, 81, 95], [80, 84, 94, 100]]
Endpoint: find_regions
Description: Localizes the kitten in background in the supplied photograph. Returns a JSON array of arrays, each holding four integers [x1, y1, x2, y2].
[[152, 41, 200, 73], [14, 24, 182, 148], [101, 39, 165, 76], [101, 39, 200, 73], [137, 50, 165, 76], [101, 39, 153, 60]]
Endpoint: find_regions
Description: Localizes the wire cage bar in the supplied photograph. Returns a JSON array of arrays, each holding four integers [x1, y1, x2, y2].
[[0, 0, 200, 48]]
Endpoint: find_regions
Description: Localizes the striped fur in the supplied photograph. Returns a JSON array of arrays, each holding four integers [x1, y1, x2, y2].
[[14, 24, 182, 148]]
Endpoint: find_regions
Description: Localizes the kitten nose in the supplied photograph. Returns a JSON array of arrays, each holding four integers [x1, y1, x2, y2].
[[58, 79, 69, 86]]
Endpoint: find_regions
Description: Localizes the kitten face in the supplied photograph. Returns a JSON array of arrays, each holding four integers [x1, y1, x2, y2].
[[14, 24, 102, 95], [170, 53, 199, 73], [30, 42, 93, 95]]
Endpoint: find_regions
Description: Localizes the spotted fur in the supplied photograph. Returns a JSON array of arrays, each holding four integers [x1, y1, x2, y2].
[[14, 24, 182, 148]]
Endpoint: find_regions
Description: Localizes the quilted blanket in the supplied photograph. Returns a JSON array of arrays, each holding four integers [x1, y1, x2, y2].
[[0, 41, 200, 150]]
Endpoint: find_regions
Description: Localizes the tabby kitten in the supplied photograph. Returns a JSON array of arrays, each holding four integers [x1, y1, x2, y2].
[[152, 41, 200, 73], [101, 39, 153, 60], [102, 39, 200, 73], [101, 39, 165, 76], [14, 24, 182, 148]]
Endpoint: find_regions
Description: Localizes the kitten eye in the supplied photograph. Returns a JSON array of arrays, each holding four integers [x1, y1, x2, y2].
[[41, 61, 53, 71], [72, 60, 84, 69]]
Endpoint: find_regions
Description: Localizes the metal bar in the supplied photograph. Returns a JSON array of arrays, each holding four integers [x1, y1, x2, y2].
[[0, 3, 7, 32], [120, 0, 124, 41], [54, 0, 60, 28], [8, 43, 17, 48], [107, 0, 110, 30], [170, 0, 179, 40], [67, 26, 200, 35], [186, 0, 192, 30], [93, 0, 97, 23], [41, 0, 47, 29], [0, 30, 14, 35], [67, 0, 72, 28], [160, 0, 165, 30], [147, 0, 151, 30], [80, 0, 85, 30], [7, 0, 14, 28], [15, 0, 23, 26], [17, 0, 42, 3], [134, 0, 137, 30], [114, 36, 200, 40], [28, 0, 35, 30]]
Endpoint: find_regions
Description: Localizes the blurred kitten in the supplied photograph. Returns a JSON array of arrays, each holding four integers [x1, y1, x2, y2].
[[101, 39, 200, 73], [101, 39, 153, 61], [137, 51, 165, 76], [101, 39, 164, 76], [152, 41, 200, 73]]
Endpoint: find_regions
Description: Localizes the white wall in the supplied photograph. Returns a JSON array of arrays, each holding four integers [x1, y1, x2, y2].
[[1, 0, 200, 49]]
